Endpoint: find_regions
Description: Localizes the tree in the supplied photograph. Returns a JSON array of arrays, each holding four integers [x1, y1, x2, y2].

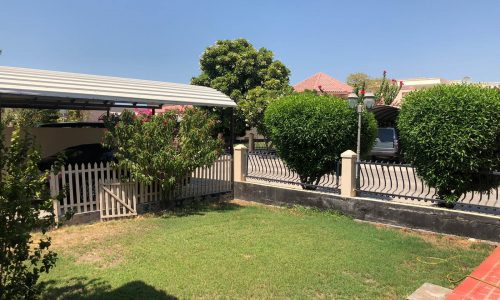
[[3, 108, 60, 127], [0, 124, 58, 298], [264, 92, 377, 189], [237, 86, 293, 142], [102, 108, 222, 201], [398, 84, 500, 206], [59, 110, 89, 122], [375, 71, 403, 105], [191, 39, 291, 137], [346, 72, 382, 93]]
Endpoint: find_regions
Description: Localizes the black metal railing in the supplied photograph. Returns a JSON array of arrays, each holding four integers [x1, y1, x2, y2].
[[357, 161, 500, 214], [246, 151, 341, 193]]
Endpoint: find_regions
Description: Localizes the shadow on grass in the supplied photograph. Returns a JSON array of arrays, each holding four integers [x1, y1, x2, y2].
[[160, 200, 243, 218], [41, 277, 177, 299]]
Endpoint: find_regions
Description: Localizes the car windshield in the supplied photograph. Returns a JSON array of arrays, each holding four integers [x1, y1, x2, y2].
[[377, 128, 395, 142]]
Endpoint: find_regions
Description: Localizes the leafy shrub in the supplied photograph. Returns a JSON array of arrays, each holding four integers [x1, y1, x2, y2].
[[103, 108, 222, 201], [264, 92, 377, 189], [398, 84, 500, 205], [0, 125, 58, 299]]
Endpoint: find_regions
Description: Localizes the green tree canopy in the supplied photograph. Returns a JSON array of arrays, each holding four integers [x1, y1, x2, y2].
[[346, 72, 382, 93], [237, 85, 293, 141], [398, 84, 500, 206], [265, 92, 377, 189], [191, 39, 291, 137]]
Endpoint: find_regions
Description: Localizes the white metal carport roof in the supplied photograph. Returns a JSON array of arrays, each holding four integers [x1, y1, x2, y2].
[[0, 66, 236, 110]]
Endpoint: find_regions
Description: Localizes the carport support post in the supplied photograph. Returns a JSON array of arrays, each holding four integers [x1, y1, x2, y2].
[[49, 172, 60, 226], [341, 150, 357, 197], [233, 144, 248, 182], [248, 133, 255, 152]]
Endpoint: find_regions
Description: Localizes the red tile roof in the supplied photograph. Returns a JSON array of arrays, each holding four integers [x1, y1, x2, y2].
[[293, 72, 353, 94]]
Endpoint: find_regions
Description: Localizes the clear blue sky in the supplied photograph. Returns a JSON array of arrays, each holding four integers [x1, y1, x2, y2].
[[1, 0, 499, 85]]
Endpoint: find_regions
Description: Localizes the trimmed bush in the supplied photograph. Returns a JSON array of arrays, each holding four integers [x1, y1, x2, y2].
[[264, 92, 377, 189], [398, 84, 500, 205]]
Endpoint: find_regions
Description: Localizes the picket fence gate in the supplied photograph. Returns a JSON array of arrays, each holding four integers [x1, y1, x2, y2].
[[49, 155, 232, 221]]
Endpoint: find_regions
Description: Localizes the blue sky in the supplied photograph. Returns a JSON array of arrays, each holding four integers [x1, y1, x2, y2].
[[1, 0, 499, 85]]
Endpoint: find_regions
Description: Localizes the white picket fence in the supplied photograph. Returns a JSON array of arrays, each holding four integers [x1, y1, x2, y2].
[[49, 155, 232, 220]]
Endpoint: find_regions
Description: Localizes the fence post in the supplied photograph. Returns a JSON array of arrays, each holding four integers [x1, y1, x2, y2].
[[248, 133, 255, 152], [49, 171, 60, 225], [233, 144, 248, 182], [341, 150, 357, 197]]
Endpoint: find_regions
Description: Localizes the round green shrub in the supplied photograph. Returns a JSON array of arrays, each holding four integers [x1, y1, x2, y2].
[[398, 84, 500, 205], [264, 92, 377, 189]]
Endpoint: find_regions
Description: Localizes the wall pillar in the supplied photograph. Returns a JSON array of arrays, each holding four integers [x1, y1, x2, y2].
[[341, 150, 357, 197], [233, 144, 248, 182]]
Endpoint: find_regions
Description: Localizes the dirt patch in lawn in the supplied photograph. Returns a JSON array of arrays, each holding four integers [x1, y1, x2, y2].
[[396, 227, 489, 249], [43, 217, 158, 254], [367, 222, 495, 250], [230, 199, 265, 207]]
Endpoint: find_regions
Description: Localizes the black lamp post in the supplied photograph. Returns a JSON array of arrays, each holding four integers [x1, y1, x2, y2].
[[347, 92, 375, 187]]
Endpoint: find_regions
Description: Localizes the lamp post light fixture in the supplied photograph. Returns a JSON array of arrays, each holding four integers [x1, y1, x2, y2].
[[347, 91, 375, 188]]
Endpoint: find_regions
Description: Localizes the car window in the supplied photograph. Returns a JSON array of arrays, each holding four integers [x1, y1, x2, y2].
[[377, 128, 394, 142]]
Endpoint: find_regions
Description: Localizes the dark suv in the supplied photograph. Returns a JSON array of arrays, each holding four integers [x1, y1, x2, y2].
[[38, 143, 114, 171], [370, 127, 399, 161]]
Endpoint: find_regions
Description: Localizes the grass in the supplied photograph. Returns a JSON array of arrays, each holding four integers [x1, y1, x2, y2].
[[39, 201, 494, 299]]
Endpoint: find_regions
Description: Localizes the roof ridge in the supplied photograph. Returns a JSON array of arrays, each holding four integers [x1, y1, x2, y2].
[[293, 72, 353, 93], [314, 72, 322, 88]]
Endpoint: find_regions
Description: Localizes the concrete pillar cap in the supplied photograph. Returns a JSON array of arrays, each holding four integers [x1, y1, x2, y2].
[[234, 144, 248, 150], [341, 150, 357, 158]]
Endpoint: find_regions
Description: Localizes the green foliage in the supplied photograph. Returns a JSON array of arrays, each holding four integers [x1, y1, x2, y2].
[[3, 108, 60, 127], [237, 86, 293, 139], [102, 109, 222, 199], [59, 110, 89, 122], [346, 72, 382, 93], [398, 84, 500, 205], [0, 124, 58, 299], [375, 71, 403, 105], [264, 92, 377, 188], [191, 39, 291, 137]]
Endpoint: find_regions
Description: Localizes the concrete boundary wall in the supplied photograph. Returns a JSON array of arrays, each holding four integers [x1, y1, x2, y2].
[[234, 181, 500, 242]]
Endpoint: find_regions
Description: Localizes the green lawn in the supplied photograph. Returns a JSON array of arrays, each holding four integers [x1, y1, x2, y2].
[[40, 201, 494, 299]]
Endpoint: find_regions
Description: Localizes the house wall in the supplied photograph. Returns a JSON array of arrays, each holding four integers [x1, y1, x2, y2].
[[3, 127, 105, 157]]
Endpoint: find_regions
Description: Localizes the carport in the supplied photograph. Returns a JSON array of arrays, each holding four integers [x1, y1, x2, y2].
[[370, 105, 400, 127], [0, 66, 237, 156], [0, 66, 235, 111], [0, 66, 237, 222]]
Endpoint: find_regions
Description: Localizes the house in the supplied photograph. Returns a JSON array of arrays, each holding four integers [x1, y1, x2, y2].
[[293, 72, 353, 98], [391, 77, 499, 107], [391, 77, 449, 106]]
